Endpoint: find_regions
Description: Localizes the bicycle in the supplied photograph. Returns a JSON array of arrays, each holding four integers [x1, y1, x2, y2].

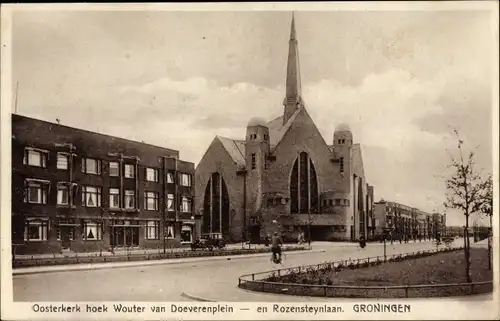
[[270, 246, 286, 265]]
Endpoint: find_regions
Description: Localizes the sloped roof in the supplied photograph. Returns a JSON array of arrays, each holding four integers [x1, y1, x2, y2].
[[216, 136, 246, 168], [215, 108, 302, 169], [266, 108, 302, 151], [352, 143, 366, 179]]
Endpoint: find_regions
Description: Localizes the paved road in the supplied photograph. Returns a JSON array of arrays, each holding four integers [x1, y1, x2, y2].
[[13, 240, 467, 302]]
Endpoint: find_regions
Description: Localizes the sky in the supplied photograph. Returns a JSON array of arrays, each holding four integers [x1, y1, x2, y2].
[[10, 8, 496, 226]]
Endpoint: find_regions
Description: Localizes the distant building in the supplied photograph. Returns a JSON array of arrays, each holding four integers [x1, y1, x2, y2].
[[195, 15, 374, 243], [373, 200, 437, 241], [432, 212, 446, 236], [12, 114, 196, 255]]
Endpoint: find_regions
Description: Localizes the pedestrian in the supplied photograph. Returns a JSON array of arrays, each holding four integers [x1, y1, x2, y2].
[[271, 232, 283, 262]]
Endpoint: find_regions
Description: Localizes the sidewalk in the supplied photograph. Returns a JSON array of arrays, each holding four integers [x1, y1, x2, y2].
[[13, 242, 276, 260], [12, 248, 324, 276], [13, 239, 445, 260]]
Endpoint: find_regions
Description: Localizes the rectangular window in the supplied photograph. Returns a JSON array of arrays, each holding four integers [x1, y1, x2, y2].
[[181, 197, 192, 213], [57, 184, 69, 205], [25, 180, 49, 204], [166, 224, 175, 239], [264, 154, 268, 170], [124, 190, 135, 209], [144, 191, 159, 211], [146, 168, 159, 182], [23, 149, 48, 168], [124, 164, 135, 178], [146, 221, 160, 240], [167, 172, 174, 184], [251, 153, 256, 170], [109, 188, 120, 208], [82, 221, 102, 240], [167, 194, 174, 211], [82, 158, 101, 175], [24, 220, 49, 241], [335, 199, 341, 206], [57, 153, 69, 170], [109, 162, 119, 176], [179, 173, 192, 186], [339, 157, 344, 173], [81, 186, 102, 207]]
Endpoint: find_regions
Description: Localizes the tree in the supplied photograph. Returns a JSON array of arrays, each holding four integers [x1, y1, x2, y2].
[[443, 129, 490, 283], [479, 175, 493, 228]]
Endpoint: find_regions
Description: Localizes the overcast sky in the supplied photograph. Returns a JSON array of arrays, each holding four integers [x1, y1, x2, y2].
[[11, 8, 495, 226]]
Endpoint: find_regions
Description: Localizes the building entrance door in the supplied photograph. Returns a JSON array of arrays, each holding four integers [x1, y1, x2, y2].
[[61, 227, 71, 249], [125, 227, 139, 247], [111, 220, 140, 248], [181, 225, 193, 243]]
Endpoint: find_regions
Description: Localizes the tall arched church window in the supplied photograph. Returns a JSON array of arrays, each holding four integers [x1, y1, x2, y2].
[[290, 152, 319, 214], [202, 172, 230, 237]]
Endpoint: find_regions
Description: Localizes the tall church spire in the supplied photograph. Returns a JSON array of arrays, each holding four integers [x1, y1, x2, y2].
[[283, 12, 303, 125]]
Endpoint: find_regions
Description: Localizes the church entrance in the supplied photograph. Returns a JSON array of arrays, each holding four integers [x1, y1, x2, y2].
[[249, 225, 261, 244], [202, 172, 230, 239]]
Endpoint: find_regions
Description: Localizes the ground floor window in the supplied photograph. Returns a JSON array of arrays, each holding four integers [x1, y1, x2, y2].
[[24, 219, 49, 241], [166, 224, 175, 239], [145, 221, 160, 239], [180, 225, 193, 243], [83, 221, 102, 240]]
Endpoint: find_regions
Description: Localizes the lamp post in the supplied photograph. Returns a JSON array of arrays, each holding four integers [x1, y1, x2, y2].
[[307, 216, 313, 248], [382, 227, 391, 262]]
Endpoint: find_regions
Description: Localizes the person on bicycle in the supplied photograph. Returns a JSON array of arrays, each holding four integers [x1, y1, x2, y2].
[[359, 235, 366, 248], [271, 232, 283, 262]]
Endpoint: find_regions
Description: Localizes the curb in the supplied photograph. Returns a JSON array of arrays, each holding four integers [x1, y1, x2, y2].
[[12, 249, 323, 276], [181, 292, 217, 302]]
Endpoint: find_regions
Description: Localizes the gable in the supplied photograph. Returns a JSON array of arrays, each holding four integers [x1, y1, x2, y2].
[[266, 108, 302, 151], [273, 107, 331, 154], [215, 136, 246, 169]]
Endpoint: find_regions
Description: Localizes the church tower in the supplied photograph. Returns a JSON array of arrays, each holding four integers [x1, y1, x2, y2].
[[283, 13, 304, 125], [333, 123, 353, 182], [245, 117, 270, 217]]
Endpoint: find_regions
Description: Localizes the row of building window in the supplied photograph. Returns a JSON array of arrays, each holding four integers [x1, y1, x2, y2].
[[24, 180, 192, 212], [323, 199, 350, 207], [249, 133, 269, 141], [24, 219, 178, 242], [23, 149, 192, 186]]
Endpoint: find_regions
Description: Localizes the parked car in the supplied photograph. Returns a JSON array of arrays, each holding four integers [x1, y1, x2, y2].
[[191, 233, 226, 251]]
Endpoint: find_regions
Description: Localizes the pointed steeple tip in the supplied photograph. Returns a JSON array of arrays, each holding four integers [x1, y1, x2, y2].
[[290, 12, 297, 41]]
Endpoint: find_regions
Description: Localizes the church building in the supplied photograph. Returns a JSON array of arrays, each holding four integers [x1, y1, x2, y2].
[[195, 15, 375, 242]]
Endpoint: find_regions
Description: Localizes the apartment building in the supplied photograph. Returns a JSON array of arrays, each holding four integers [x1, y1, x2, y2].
[[12, 114, 196, 254], [373, 200, 438, 241]]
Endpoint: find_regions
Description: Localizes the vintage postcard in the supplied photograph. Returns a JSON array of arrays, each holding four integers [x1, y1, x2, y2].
[[1, 2, 498, 320]]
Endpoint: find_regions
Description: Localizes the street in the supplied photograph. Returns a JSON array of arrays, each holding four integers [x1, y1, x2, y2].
[[13, 240, 469, 302]]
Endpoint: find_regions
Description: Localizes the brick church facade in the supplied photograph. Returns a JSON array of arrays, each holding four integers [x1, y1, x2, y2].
[[195, 15, 375, 242]]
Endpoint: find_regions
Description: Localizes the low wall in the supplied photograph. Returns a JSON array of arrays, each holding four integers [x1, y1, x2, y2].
[[238, 247, 494, 298], [13, 245, 308, 268]]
